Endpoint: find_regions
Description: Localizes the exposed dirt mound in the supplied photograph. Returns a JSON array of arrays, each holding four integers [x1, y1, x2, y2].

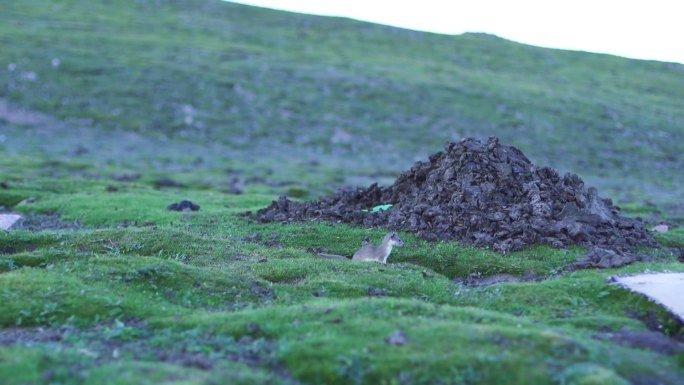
[[257, 137, 656, 264]]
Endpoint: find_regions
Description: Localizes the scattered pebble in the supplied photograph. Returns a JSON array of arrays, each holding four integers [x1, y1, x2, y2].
[[246, 322, 260, 334], [21, 71, 38, 81], [243, 232, 262, 242], [385, 329, 408, 346], [17, 197, 35, 206]]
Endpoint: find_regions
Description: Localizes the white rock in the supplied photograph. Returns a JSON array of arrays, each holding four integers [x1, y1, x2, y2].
[[0, 214, 23, 230], [651, 224, 669, 233], [612, 273, 684, 321]]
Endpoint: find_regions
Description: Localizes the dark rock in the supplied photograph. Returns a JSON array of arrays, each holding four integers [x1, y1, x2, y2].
[[672, 247, 684, 262], [572, 247, 637, 269], [167, 200, 200, 211], [155, 177, 185, 189], [111, 173, 141, 182], [246, 322, 260, 334], [228, 177, 244, 195], [367, 287, 386, 297]]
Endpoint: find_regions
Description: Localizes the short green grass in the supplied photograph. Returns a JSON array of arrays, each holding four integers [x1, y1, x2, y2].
[[1, 1, 684, 383], [1, 165, 682, 384]]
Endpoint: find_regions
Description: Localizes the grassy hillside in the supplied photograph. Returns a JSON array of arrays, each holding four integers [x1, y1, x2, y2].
[[1, 1, 683, 384], [1, 0, 684, 205]]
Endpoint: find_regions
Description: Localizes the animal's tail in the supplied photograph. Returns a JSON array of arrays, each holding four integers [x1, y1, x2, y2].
[[317, 253, 349, 260]]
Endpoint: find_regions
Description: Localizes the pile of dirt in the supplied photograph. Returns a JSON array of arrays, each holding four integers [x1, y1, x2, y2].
[[257, 137, 656, 265]]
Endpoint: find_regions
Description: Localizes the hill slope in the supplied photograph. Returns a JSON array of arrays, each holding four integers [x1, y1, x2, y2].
[[2, 0, 684, 206], [1, 2, 684, 384]]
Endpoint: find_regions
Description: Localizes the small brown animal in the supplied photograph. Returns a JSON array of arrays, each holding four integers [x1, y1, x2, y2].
[[353, 232, 403, 263], [317, 232, 404, 264]]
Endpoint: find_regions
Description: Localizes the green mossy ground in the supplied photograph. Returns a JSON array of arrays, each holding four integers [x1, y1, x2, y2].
[[1, 160, 682, 384], [2, 1, 684, 383]]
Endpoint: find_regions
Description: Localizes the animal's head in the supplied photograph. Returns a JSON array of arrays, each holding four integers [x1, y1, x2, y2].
[[388, 232, 404, 247]]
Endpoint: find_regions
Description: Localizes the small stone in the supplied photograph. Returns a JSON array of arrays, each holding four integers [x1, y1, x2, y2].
[[385, 329, 408, 346], [367, 287, 386, 297], [228, 177, 244, 195], [167, 200, 200, 211], [651, 224, 669, 233], [243, 233, 262, 242], [17, 197, 35, 206], [0, 214, 23, 230], [246, 322, 260, 334]]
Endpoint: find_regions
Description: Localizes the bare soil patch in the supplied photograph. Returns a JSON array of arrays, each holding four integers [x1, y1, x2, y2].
[[12, 213, 81, 231], [0, 98, 52, 126], [595, 329, 684, 355], [0, 322, 290, 374]]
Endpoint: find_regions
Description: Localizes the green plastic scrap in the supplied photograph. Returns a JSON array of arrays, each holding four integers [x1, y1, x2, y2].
[[362, 204, 393, 213]]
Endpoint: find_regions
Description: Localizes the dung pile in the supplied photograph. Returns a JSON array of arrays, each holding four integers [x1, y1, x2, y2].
[[257, 137, 656, 266]]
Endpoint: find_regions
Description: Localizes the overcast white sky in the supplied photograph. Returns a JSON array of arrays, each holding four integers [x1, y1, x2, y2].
[[228, 0, 684, 64]]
